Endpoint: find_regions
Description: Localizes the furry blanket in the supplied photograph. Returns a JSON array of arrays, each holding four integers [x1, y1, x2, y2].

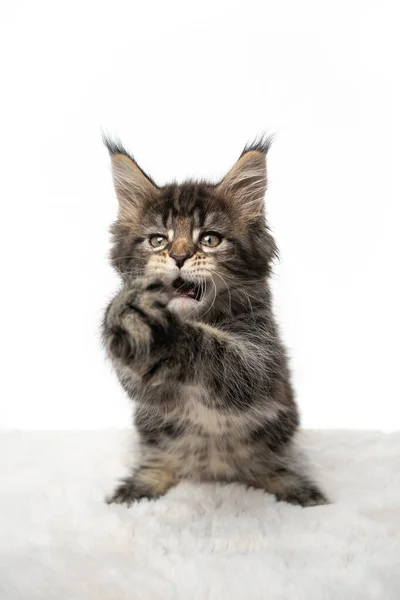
[[1, 430, 399, 599]]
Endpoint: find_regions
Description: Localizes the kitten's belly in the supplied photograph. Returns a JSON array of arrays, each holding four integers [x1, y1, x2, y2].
[[166, 385, 253, 481], [167, 432, 246, 481]]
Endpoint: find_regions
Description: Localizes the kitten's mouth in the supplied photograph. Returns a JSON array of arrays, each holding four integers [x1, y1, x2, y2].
[[172, 278, 202, 301]]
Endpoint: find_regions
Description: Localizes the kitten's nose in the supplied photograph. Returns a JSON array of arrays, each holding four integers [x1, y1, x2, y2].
[[170, 250, 191, 268]]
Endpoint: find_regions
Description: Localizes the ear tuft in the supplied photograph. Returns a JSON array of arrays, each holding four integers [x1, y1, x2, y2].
[[240, 134, 274, 157]]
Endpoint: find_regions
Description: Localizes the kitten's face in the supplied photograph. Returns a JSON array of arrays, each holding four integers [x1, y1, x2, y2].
[[107, 141, 277, 317]]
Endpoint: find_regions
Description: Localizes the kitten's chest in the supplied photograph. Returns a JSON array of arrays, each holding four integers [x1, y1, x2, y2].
[[175, 385, 246, 436]]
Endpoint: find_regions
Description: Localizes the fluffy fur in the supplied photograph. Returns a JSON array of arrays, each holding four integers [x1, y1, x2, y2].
[[102, 137, 328, 507]]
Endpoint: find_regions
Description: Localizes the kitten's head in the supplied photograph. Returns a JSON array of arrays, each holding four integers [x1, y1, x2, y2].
[[105, 137, 277, 318]]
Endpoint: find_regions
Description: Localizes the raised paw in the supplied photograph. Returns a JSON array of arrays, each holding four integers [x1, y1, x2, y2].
[[103, 278, 174, 363]]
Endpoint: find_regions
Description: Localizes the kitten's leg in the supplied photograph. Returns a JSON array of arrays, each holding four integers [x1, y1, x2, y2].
[[107, 450, 178, 506], [242, 443, 329, 507], [260, 467, 329, 507], [103, 278, 293, 411]]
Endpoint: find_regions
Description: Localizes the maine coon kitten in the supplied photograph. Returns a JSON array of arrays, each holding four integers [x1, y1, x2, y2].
[[102, 136, 328, 507]]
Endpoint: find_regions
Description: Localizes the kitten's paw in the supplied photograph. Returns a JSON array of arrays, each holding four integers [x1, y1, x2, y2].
[[106, 478, 157, 506], [103, 278, 173, 363], [276, 484, 329, 507]]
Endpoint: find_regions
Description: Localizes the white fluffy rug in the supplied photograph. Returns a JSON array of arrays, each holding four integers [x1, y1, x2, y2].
[[1, 430, 399, 600]]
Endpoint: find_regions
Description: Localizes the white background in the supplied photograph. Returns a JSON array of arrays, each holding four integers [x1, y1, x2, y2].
[[0, 0, 399, 430]]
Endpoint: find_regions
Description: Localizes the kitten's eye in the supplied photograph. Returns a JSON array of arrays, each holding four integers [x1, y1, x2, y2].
[[149, 235, 168, 250], [199, 232, 222, 248]]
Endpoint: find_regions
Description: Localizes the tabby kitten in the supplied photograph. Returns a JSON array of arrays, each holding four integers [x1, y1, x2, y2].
[[102, 136, 328, 507]]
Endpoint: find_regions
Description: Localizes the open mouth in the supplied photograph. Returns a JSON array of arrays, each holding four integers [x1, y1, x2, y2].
[[172, 278, 202, 301]]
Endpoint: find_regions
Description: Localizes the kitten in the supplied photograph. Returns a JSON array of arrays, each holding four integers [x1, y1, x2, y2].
[[102, 136, 328, 507]]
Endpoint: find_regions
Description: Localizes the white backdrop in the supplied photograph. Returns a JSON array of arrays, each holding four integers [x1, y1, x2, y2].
[[0, 0, 399, 430]]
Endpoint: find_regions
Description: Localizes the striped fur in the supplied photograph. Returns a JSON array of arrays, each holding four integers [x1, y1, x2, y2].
[[102, 138, 328, 507]]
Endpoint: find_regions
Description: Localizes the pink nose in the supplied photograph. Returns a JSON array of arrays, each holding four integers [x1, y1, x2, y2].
[[169, 250, 191, 268]]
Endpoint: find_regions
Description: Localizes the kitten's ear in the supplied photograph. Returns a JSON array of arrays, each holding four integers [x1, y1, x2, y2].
[[217, 140, 271, 220], [104, 137, 157, 219]]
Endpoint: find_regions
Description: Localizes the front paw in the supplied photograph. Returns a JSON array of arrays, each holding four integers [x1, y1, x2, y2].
[[103, 278, 173, 363]]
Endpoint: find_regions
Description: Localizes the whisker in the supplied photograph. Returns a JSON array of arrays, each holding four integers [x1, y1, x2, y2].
[[198, 277, 217, 320], [207, 269, 232, 316]]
